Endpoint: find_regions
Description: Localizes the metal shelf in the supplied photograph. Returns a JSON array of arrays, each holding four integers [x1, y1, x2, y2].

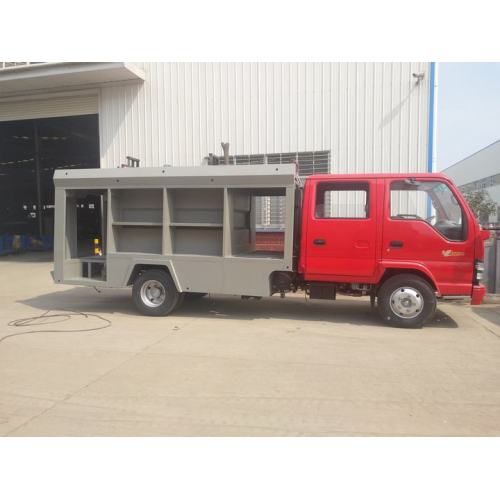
[[113, 221, 162, 227], [169, 222, 222, 228]]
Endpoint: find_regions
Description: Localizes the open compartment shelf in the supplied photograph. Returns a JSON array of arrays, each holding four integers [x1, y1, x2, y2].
[[113, 225, 162, 254], [111, 188, 163, 223], [110, 188, 163, 254], [63, 256, 107, 282], [79, 256, 107, 280], [169, 188, 223, 224], [171, 226, 223, 256], [227, 187, 286, 259], [167, 188, 224, 256]]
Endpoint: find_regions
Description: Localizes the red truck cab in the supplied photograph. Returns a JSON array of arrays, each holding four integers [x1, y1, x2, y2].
[[297, 173, 488, 328]]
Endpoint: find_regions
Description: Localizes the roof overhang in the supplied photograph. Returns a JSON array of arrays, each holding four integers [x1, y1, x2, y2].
[[0, 62, 145, 96]]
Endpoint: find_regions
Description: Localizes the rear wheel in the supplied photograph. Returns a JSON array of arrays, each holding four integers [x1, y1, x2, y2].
[[132, 269, 180, 316], [377, 274, 436, 328]]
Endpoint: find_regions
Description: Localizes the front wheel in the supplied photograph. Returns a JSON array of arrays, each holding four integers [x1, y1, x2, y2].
[[132, 269, 180, 316], [377, 274, 436, 328]]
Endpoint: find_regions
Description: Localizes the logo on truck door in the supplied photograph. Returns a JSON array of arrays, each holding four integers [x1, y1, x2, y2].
[[442, 249, 465, 257]]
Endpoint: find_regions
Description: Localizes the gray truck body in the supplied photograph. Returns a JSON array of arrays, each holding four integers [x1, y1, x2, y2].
[[53, 164, 297, 297]]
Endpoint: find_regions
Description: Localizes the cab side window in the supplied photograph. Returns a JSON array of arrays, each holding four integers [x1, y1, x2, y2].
[[390, 180, 466, 241], [315, 182, 369, 219]]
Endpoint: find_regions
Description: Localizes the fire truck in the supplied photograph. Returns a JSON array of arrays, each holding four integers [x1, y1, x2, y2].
[[52, 165, 488, 328]]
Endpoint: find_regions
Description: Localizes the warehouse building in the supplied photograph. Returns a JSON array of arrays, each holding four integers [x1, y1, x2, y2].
[[0, 62, 436, 251], [443, 139, 500, 223]]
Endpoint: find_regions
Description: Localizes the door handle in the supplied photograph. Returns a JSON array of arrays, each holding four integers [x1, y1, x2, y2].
[[389, 240, 404, 248], [313, 239, 326, 246]]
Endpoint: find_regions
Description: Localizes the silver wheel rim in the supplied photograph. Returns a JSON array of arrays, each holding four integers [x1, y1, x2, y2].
[[389, 287, 423, 319], [140, 280, 166, 307]]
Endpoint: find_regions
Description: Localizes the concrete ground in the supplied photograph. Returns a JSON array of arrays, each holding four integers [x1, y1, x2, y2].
[[1, 253, 500, 436]]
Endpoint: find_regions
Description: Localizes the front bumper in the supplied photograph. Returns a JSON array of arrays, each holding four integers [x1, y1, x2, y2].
[[471, 284, 486, 305]]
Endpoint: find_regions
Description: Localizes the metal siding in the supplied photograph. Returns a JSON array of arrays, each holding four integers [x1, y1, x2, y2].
[[0, 94, 98, 121], [444, 140, 500, 187], [98, 62, 430, 173]]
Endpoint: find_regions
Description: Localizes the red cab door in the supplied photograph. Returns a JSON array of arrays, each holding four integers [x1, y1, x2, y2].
[[382, 178, 474, 295], [304, 179, 377, 281]]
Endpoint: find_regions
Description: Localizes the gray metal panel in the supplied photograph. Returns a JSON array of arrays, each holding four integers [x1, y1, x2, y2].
[[53, 188, 66, 283], [54, 164, 297, 189], [103, 253, 288, 296]]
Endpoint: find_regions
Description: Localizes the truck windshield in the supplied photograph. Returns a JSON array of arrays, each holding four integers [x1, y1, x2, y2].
[[390, 180, 466, 241]]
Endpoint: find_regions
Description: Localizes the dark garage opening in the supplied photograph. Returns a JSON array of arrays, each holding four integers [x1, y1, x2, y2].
[[0, 114, 100, 254]]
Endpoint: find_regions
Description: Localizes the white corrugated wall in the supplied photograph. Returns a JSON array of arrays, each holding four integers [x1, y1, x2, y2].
[[0, 93, 98, 122], [99, 62, 430, 173]]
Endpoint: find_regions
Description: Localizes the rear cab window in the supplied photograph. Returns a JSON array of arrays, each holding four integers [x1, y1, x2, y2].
[[315, 182, 370, 219]]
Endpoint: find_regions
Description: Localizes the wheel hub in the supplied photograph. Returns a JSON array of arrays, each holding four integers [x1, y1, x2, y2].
[[389, 287, 423, 319], [140, 279, 166, 307]]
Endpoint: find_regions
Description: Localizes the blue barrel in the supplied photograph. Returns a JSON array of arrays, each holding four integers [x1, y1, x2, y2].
[[41, 235, 54, 250], [20, 234, 30, 251], [5, 234, 13, 253], [0, 234, 14, 255]]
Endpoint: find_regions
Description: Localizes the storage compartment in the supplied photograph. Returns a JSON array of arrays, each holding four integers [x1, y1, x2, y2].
[[169, 188, 223, 224], [110, 188, 163, 255], [172, 226, 222, 256], [111, 188, 163, 223], [228, 188, 285, 259], [229, 188, 253, 256], [168, 188, 224, 256], [113, 225, 162, 254], [54, 164, 297, 293], [64, 189, 107, 259], [80, 256, 106, 280]]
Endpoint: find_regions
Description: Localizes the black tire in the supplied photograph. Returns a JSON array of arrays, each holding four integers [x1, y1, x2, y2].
[[377, 274, 436, 328], [132, 269, 180, 316]]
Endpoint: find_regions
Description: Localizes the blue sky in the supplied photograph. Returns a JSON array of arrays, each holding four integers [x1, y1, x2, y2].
[[437, 62, 500, 170]]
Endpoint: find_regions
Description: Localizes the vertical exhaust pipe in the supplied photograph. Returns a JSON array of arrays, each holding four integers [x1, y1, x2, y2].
[[221, 142, 230, 165]]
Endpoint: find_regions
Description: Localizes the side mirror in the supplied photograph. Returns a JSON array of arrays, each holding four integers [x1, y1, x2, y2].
[[480, 229, 491, 241]]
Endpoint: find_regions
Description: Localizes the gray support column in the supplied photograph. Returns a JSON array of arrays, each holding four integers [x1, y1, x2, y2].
[[249, 194, 256, 250], [107, 189, 115, 252], [101, 193, 108, 254], [163, 188, 173, 254], [53, 188, 66, 281], [223, 188, 232, 257], [65, 192, 77, 259], [283, 186, 295, 269]]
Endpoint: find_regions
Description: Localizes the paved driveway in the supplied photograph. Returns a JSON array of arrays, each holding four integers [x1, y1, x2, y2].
[[1, 253, 500, 436]]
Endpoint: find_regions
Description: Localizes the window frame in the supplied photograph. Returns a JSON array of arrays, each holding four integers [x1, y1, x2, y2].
[[314, 181, 371, 220], [389, 179, 468, 242]]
